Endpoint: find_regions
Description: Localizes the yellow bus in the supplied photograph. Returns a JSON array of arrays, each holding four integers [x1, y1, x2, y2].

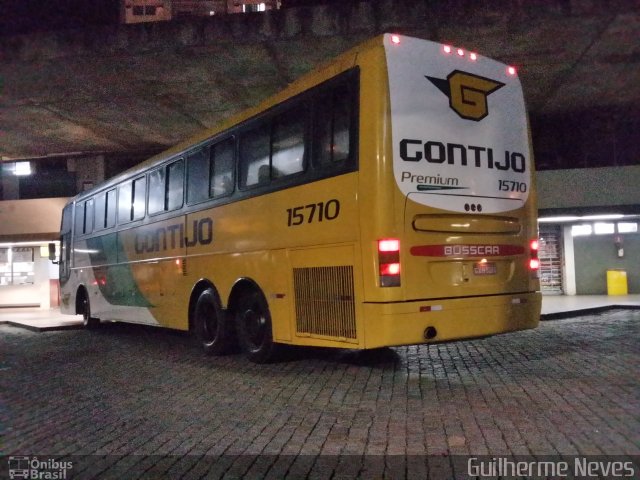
[[58, 34, 541, 363]]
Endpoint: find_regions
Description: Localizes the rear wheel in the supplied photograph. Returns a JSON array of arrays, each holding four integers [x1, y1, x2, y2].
[[194, 288, 232, 356], [79, 290, 100, 329], [236, 289, 278, 364]]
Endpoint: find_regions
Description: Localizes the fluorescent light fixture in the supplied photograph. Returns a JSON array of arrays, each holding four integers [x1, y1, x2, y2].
[[14, 161, 32, 176], [539, 214, 625, 223]]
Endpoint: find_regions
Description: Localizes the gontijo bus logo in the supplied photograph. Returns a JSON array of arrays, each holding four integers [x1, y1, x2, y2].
[[426, 70, 505, 121]]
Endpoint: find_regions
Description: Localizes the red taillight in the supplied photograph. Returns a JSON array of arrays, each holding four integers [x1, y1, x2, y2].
[[381, 263, 401, 276], [378, 239, 400, 252], [529, 238, 540, 273], [507, 66, 517, 76], [378, 238, 401, 287]]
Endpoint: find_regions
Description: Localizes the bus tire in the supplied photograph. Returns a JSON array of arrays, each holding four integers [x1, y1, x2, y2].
[[194, 288, 231, 356], [236, 289, 278, 364], [79, 290, 100, 329]]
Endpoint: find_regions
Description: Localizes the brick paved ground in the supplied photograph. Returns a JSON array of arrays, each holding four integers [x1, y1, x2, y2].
[[1, 310, 639, 479]]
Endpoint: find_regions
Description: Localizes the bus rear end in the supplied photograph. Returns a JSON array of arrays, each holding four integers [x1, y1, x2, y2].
[[362, 34, 541, 348]]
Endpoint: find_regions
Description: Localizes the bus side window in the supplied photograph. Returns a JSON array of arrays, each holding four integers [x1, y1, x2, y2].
[[118, 182, 132, 223], [95, 193, 106, 230], [75, 199, 93, 235], [166, 160, 184, 210], [74, 202, 85, 235], [148, 167, 165, 215], [314, 83, 352, 167], [105, 189, 117, 228], [240, 124, 270, 188], [132, 176, 146, 220], [210, 138, 234, 198], [187, 149, 209, 205], [272, 105, 306, 179]]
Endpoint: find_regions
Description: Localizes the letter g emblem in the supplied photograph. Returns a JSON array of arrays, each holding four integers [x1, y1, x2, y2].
[[427, 70, 505, 121]]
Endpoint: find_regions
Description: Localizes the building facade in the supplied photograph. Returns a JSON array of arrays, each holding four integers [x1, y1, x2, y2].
[[120, 0, 280, 24]]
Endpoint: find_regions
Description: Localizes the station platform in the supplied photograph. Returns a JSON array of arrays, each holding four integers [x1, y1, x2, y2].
[[1, 294, 639, 332]]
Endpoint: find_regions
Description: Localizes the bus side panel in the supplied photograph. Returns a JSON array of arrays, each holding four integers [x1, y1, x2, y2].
[[185, 173, 360, 345], [114, 218, 188, 328]]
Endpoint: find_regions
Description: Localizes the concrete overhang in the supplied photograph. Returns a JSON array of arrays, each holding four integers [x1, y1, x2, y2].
[[0, 1, 638, 160]]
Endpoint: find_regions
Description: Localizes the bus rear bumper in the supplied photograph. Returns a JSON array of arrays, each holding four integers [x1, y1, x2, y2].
[[361, 292, 541, 349]]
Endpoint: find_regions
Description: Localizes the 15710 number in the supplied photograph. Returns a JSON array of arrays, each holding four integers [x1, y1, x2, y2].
[[498, 179, 527, 193], [287, 199, 340, 226]]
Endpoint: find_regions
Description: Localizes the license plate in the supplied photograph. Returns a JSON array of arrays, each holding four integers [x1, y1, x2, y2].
[[473, 263, 497, 275]]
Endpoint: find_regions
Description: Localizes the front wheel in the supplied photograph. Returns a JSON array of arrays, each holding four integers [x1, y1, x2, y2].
[[80, 291, 100, 329], [236, 290, 278, 364]]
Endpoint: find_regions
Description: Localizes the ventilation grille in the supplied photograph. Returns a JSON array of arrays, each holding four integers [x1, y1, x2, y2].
[[293, 266, 356, 339]]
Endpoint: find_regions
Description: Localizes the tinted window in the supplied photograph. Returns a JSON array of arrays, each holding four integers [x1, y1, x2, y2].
[[167, 160, 184, 210], [74, 202, 85, 235], [272, 106, 306, 178], [105, 189, 116, 228], [84, 199, 94, 234], [240, 125, 270, 188], [132, 177, 146, 220], [314, 83, 353, 167], [210, 138, 235, 198], [118, 182, 132, 223], [94, 193, 106, 230], [148, 168, 165, 215], [187, 149, 209, 205]]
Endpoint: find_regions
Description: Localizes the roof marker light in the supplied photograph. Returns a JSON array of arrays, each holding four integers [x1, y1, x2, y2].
[[391, 34, 401, 45], [469, 52, 478, 61], [443, 45, 452, 54], [457, 48, 465, 57], [507, 66, 517, 76]]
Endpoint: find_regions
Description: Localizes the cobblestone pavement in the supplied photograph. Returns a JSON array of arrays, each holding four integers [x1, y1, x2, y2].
[[1, 310, 639, 479]]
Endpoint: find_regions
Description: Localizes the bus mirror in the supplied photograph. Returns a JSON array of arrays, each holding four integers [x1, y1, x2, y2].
[[48, 242, 59, 263]]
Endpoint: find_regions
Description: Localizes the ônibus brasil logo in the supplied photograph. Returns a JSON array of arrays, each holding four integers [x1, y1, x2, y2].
[[426, 70, 505, 121]]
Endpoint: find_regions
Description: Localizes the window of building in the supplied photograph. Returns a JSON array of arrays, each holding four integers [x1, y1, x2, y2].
[[0, 247, 35, 286], [571, 224, 592, 237], [618, 222, 638, 234], [594, 222, 615, 235], [242, 3, 266, 13]]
